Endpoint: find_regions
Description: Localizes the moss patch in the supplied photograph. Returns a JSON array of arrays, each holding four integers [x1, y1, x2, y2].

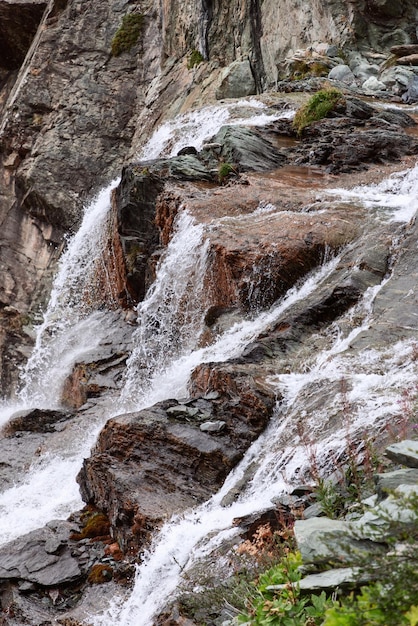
[[70, 510, 110, 541], [87, 564, 113, 584], [187, 49, 204, 70], [111, 13, 144, 57], [292, 88, 344, 135]]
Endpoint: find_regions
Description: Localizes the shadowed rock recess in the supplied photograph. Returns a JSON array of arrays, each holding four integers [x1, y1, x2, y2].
[[2, 0, 418, 623]]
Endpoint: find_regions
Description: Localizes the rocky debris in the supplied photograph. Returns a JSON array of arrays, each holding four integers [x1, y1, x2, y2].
[[288, 439, 418, 593], [273, 96, 418, 172], [0, 511, 133, 625]]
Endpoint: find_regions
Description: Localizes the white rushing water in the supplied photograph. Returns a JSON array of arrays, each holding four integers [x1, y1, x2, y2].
[[91, 162, 418, 625], [327, 161, 418, 223], [93, 268, 418, 626], [0, 100, 293, 546], [1, 96, 418, 623]]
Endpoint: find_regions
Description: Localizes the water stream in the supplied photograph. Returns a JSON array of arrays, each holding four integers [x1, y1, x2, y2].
[[91, 164, 418, 624], [0, 100, 291, 545], [0, 99, 417, 624]]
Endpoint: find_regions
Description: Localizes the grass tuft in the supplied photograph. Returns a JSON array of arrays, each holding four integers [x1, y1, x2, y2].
[[292, 88, 344, 135]]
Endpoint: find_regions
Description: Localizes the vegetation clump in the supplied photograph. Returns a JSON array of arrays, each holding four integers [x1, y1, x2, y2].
[[187, 49, 204, 70], [111, 13, 144, 57], [70, 509, 110, 540], [289, 59, 329, 80], [292, 88, 344, 135], [87, 563, 113, 584], [218, 161, 237, 183]]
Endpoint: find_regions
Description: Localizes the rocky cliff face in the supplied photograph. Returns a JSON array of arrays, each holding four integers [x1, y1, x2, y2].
[[2, 0, 418, 623]]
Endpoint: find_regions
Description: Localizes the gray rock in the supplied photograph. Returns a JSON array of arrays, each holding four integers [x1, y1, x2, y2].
[[294, 518, 350, 563], [402, 76, 418, 103], [267, 567, 364, 592], [0, 523, 83, 586], [200, 420, 226, 433], [212, 125, 287, 172], [326, 45, 339, 58], [352, 485, 418, 540], [328, 64, 356, 85], [385, 440, 418, 467], [375, 468, 418, 498], [303, 502, 325, 519], [294, 517, 385, 564], [215, 60, 256, 100], [352, 62, 379, 84], [166, 405, 199, 418], [362, 76, 386, 92]]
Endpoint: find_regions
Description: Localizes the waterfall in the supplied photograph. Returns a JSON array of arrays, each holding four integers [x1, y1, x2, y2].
[[2, 94, 418, 624], [17, 180, 121, 410], [90, 161, 418, 625], [120, 211, 210, 410], [0, 99, 290, 545]]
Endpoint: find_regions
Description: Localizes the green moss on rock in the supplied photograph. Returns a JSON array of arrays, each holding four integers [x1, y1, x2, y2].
[[293, 88, 344, 135], [111, 13, 144, 57]]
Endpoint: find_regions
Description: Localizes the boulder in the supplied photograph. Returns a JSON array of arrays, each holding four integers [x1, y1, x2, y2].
[[385, 440, 418, 467], [77, 377, 276, 552], [215, 60, 256, 100], [328, 64, 356, 85], [293, 517, 385, 565], [211, 125, 287, 172], [362, 76, 386, 92]]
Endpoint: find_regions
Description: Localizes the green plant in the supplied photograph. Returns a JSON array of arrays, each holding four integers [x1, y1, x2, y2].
[[111, 13, 144, 57], [187, 49, 204, 70], [218, 162, 236, 183], [238, 552, 336, 625], [292, 88, 344, 135]]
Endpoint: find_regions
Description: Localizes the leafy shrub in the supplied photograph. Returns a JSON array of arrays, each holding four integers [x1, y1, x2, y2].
[[187, 49, 204, 70], [292, 88, 344, 135], [238, 552, 336, 625], [111, 13, 144, 57]]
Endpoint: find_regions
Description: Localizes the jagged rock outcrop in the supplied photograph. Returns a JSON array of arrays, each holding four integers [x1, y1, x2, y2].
[[77, 375, 276, 552], [0, 0, 418, 394]]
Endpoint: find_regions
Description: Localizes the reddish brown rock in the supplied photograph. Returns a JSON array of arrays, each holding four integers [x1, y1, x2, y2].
[[77, 374, 276, 553], [397, 54, 418, 66]]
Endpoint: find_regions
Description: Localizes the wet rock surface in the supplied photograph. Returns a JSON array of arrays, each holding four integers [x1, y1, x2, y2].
[[3, 1, 418, 622], [77, 374, 276, 552]]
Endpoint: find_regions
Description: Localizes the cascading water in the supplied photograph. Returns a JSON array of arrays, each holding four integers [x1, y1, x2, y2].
[[120, 211, 210, 410], [90, 160, 418, 625], [0, 100, 291, 546], [1, 93, 418, 624]]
